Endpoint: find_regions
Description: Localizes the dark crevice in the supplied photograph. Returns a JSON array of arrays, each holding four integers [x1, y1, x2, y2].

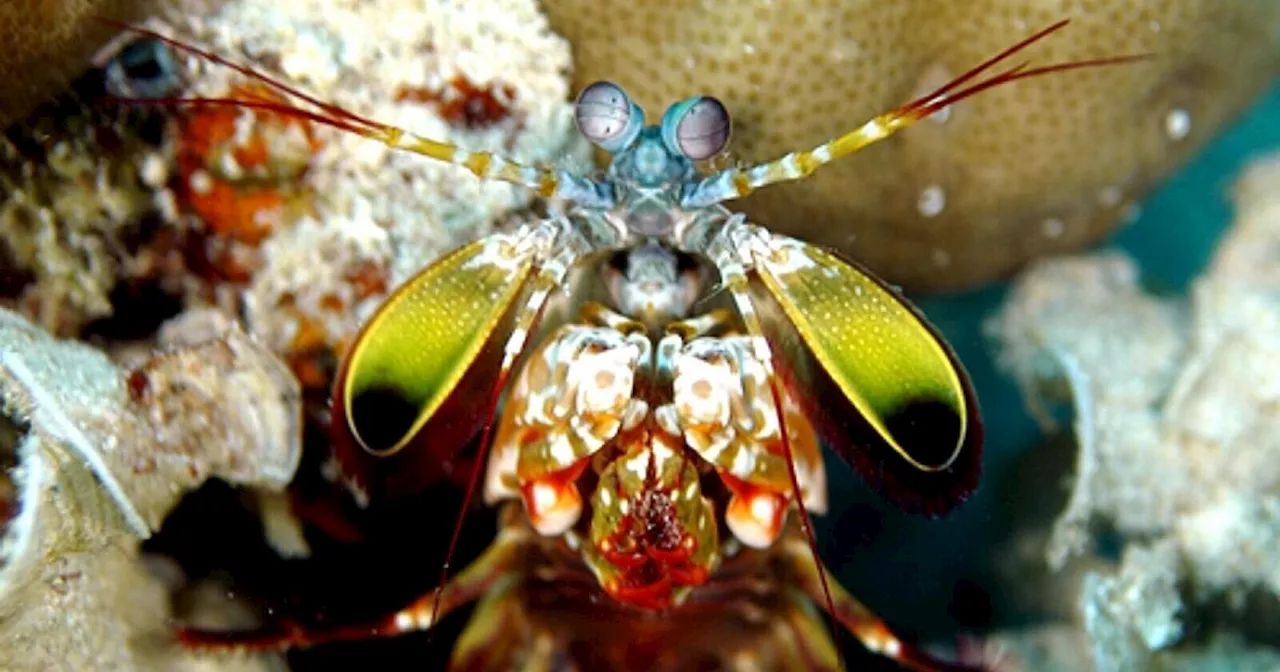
[[0, 403, 31, 574]]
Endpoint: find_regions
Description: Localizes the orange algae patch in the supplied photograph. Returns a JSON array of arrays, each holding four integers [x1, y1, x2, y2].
[[395, 76, 517, 129], [278, 257, 389, 393], [175, 82, 322, 248], [344, 261, 389, 302]]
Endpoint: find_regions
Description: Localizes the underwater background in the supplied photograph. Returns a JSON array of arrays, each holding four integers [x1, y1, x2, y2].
[[1, 1, 1279, 671]]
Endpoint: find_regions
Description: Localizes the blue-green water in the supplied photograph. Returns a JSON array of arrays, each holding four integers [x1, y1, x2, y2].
[[824, 80, 1280, 639]]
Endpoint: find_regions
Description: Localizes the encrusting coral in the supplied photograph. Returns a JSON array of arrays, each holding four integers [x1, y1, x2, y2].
[[542, 0, 1280, 292], [0, 95, 177, 338], [986, 150, 1280, 669], [0, 307, 300, 671], [2, 0, 590, 389]]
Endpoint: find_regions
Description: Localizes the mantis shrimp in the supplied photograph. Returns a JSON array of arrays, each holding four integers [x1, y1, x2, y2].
[[104, 16, 1146, 671]]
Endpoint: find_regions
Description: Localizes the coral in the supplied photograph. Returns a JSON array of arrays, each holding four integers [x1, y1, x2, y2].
[[0, 91, 176, 336], [151, 0, 591, 388], [1080, 540, 1184, 668], [541, 0, 1280, 291], [174, 82, 321, 256], [4, 0, 588, 383], [989, 625, 1280, 672], [987, 151, 1280, 668], [0, 306, 300, 671], [0, 0, 159, 129]]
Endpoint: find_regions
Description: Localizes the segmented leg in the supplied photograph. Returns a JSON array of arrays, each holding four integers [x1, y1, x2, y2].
[[176, 522, 531, 652], [779, 536, 985, 672], [689, 212, 843, 656], [430, 218, 589, 629], [775, 589, 844, 672]]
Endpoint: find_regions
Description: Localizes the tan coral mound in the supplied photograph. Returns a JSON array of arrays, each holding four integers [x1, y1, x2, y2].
[[0, 0, 159, 129], [543, 0, 1280, 291]]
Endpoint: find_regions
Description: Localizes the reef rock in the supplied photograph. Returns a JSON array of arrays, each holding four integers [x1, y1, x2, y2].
[[0, 307, 300, 671], [987, 151, 1280, 669]]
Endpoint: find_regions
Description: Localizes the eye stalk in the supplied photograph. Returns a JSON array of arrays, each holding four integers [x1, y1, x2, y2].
[[574, 81, 645, 153], [660, 95, 731, 161]]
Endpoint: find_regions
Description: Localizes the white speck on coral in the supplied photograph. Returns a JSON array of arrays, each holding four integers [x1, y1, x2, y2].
[[1043, 217, 1065, 238], [1165, 109, 1191, 141], [1098, 185, 1123, 207], [154, 188, 179, 222], [217, 151, 244, 181], [917, 184, 946, 217], [139, 153, 169, 188], [931, 248, 950, 267]]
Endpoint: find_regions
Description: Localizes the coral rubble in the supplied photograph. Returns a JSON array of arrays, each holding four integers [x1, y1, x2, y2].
[[0, 307, 298, 671], [987, 151, 1280, 669], [543, 0, 1280, 291]]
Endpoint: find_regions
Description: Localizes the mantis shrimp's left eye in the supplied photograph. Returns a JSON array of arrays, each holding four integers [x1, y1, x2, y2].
[[661, 96, 730, 161], [574, 81, 643, 153]]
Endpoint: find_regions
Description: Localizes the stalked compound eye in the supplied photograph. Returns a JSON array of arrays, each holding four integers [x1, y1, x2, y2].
[[574, 81, 644, 153], [660, 95, 731, 161]]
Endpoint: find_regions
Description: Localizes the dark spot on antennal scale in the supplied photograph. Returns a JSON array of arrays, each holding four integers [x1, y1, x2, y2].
[[347, 385, 422, 454], [395, 76, 517, 130], [882, 398, 964, 469]]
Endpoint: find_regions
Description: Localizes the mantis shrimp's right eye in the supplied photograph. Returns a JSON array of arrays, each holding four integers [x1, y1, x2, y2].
[[574, 81, 642, 153], [670, 96, 730, 161]]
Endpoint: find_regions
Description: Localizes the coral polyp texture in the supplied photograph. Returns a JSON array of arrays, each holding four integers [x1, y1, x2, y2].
[[987, 151, 1280, 669], [542, 0, 1280, 291]]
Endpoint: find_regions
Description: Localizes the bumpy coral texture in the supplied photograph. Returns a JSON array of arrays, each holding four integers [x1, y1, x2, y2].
[[157, 0, 589, 385], [542, 0, 1280, 291], [0, 0, 159, 129], [987, 151, 1280, 670]]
